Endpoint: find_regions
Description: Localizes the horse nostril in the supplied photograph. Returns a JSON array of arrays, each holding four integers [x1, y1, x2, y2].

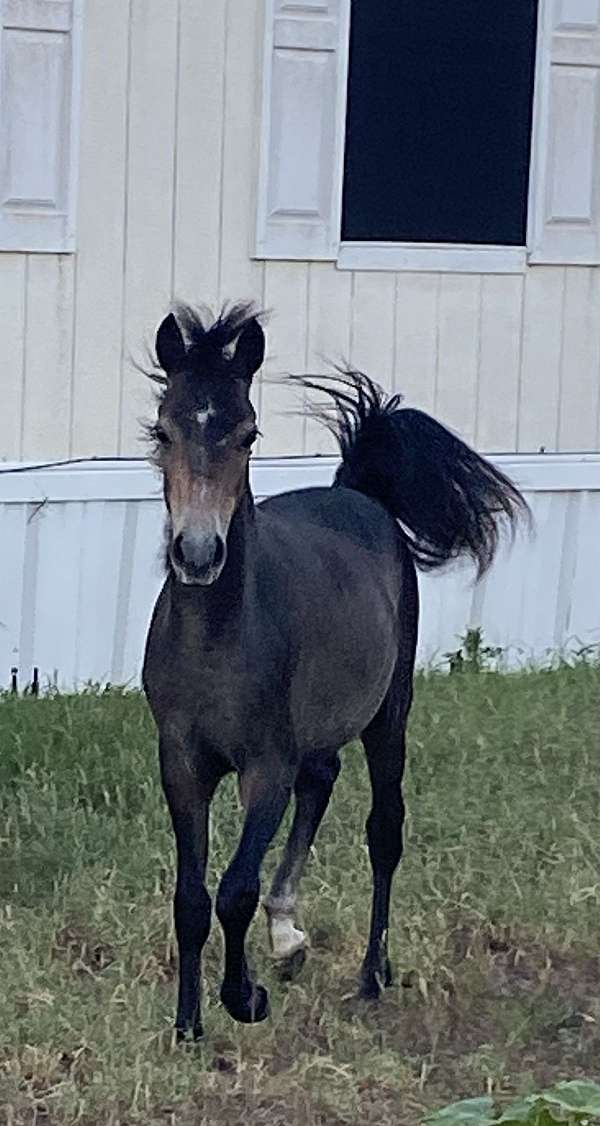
[[213, 536, 225, 569], [172, 533, 185, 567]]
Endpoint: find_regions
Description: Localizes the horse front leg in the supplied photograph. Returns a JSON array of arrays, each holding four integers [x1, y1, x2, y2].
[[160, 738, 225, 1040], [216, 762, 293, 1023]]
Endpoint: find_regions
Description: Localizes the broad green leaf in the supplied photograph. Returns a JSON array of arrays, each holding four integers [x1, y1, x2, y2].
[[531, 1109, 571, 1126], [495, 1098, 569, 1126], [495, 1097, 538, 1124], [425, 1096, 497, 1126], [540, 1080, 600, 1118]]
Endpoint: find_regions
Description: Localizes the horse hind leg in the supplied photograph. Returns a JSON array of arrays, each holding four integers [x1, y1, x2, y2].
[[359, 677, 411, 1000], [263, 751, 340, 976]]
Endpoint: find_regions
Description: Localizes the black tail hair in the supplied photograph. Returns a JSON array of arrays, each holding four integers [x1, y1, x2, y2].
[[295, 370, 529, 576]]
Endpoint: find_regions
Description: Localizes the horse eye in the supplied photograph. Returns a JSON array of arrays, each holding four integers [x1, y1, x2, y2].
[[153, 425, 171, 447], [239, 429, 259, 451]]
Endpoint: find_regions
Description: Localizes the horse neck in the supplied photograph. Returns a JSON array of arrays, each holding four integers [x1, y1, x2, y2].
[[220, 487, 256, 599]]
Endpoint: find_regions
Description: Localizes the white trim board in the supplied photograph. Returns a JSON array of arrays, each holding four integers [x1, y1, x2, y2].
[[336, 243, 527, 274], [0, 452, 598, 505]]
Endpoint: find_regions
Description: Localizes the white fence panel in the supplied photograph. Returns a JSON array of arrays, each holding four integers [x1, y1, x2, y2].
[[0, 454, 598, 690]]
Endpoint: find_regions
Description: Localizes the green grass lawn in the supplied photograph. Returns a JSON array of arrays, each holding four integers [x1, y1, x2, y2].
[[0, 664, 598, 1125]]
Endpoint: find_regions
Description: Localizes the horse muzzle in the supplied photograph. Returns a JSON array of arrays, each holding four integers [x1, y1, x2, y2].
[[170, 530, 227, 586]]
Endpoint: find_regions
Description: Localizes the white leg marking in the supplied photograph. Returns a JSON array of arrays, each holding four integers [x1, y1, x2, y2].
[[264, 895, 306, 959], [268, 913, 306, 960]]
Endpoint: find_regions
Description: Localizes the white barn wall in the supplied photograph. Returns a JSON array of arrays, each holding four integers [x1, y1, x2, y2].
[[0, 1, 600, 465], [0, 456, 599, 691]]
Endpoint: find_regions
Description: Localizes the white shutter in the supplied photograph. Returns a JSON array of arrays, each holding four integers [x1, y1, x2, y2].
[[255, 0, 350, 260], [0, 0, 82, 252], [529, 0, 600, 263]]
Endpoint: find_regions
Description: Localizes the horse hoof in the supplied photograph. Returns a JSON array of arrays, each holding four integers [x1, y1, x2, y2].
[[275, 945, 306, 982], [359, 957, 392, 1000], [175, 1022, 204, 1043], [221, 982, 270, 1024], [358, 975, 382, 1001]]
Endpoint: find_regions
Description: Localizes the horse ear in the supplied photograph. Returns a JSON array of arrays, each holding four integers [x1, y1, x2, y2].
[[156, 312, 185, 373], [232, 319, 265, 381]]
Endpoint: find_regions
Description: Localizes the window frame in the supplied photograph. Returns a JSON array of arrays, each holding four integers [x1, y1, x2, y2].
[[255, 0, 599, 273]]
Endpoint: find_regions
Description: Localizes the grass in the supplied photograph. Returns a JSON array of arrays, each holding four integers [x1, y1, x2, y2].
[[0, 663, 599, 1125]]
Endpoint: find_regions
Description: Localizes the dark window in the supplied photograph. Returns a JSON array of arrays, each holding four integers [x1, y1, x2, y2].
[[342, 1, 538, 246]]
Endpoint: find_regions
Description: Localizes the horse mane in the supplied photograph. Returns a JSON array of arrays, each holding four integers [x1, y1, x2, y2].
[[175, 302, 262, 361], [141, 302, 264, 388]]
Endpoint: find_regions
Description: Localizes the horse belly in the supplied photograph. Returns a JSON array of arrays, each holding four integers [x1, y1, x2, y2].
[[290, 593, 398, 750]]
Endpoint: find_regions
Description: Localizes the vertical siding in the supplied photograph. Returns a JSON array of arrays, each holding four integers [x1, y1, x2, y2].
[[1, 0, 599, 462], [476, 275, 523, 451], [0, 504, 28, 679], [558, 268, 600, 452], [393, 274, 439, 412], [0, 255, 26, 459], [350, 273, 396, 387], [118, 0, 179, 454], [21, 256, 75, 459], [218, 0, 264, 306], [435, 275, 481, 444], [27, 503, 85, 680], [70, 0, 130, 457], [261, 261, 309, 456], [569, 489, 600, 643], [305, 262, 352, 455], [307, 264, 353, 374], [518, 267, 565, 452], [172, 0, 227, 307]]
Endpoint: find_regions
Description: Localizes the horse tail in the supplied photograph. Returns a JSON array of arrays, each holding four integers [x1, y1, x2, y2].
[[295, 370, 529, 576]]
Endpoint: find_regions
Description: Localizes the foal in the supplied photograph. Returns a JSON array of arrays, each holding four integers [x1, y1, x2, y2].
[[142, 303, 525, 1039]]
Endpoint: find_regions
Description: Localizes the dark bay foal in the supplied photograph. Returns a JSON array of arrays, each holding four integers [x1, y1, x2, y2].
[[142, 303, 526, 1039]]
